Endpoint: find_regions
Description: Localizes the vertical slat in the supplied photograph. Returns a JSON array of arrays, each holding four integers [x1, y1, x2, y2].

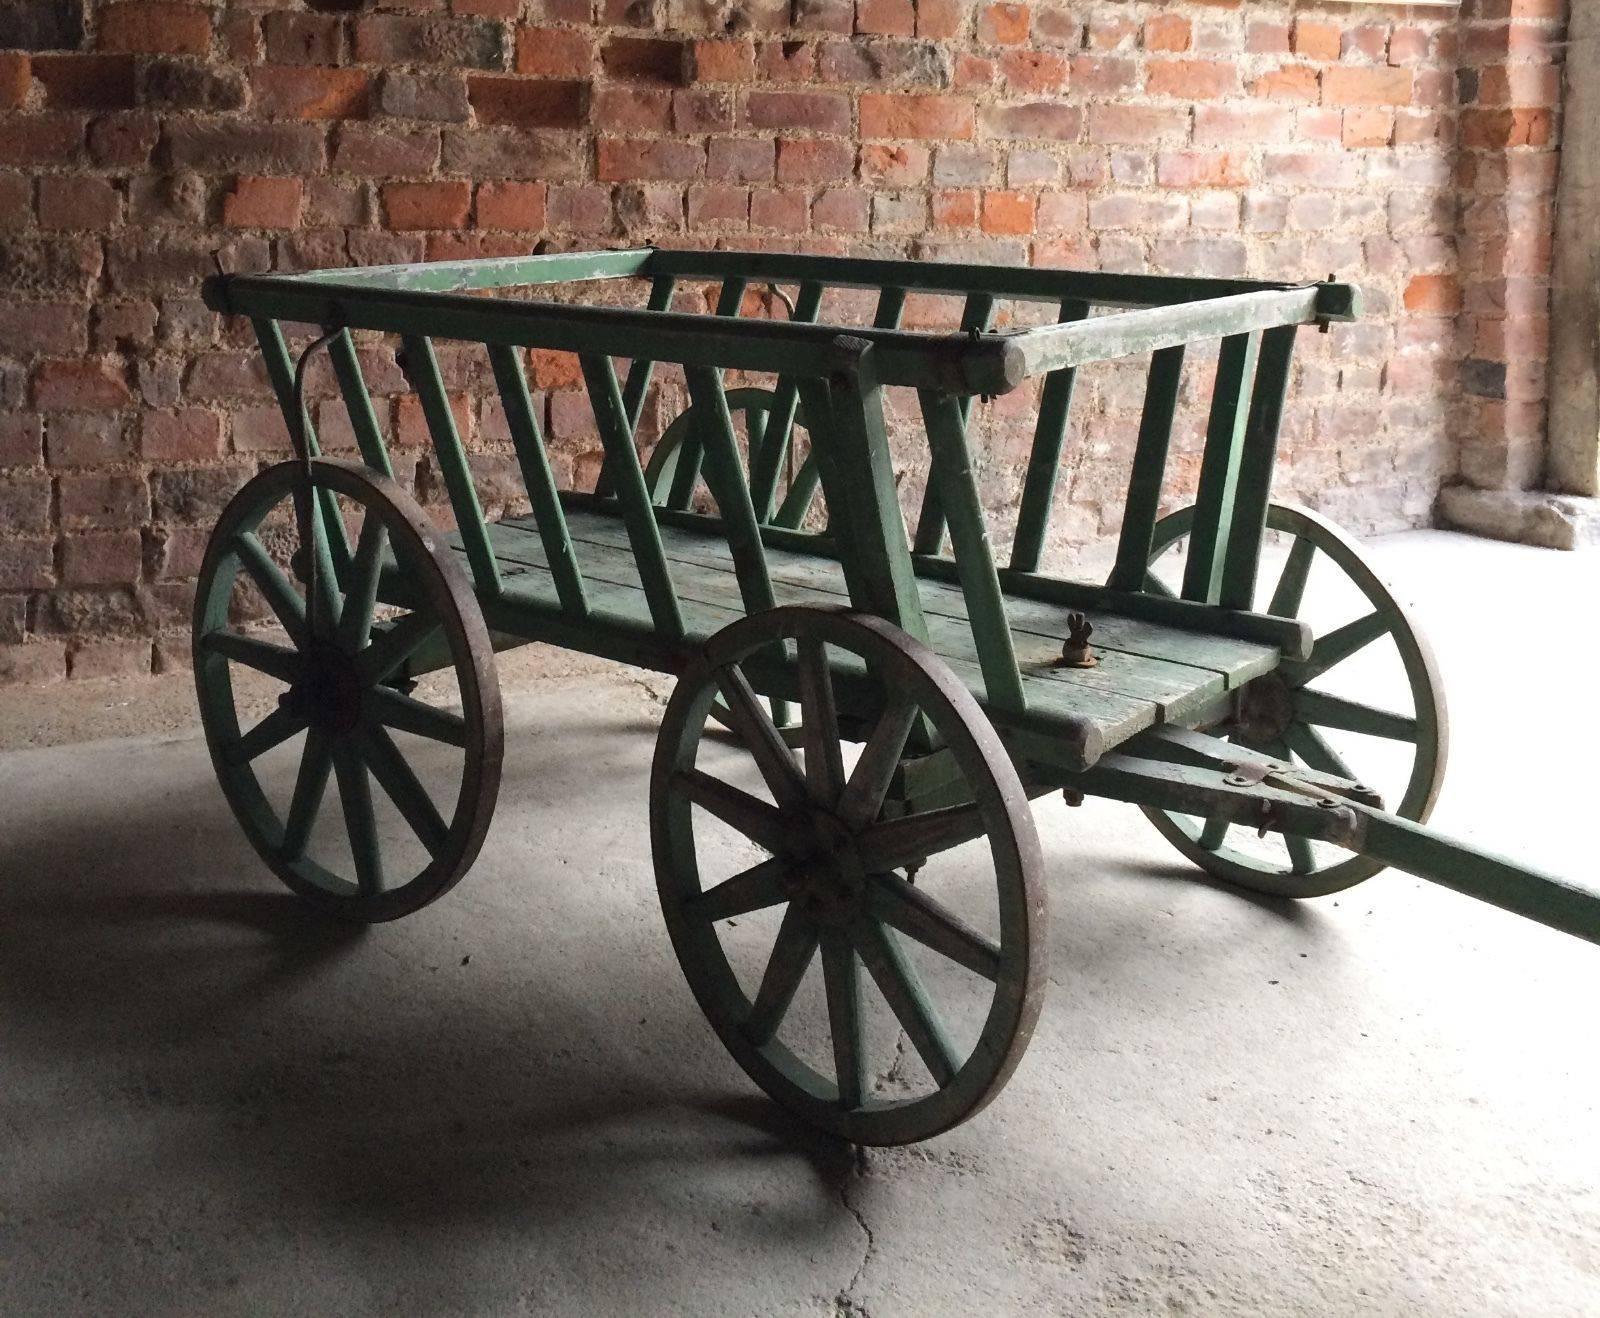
[[580, 352, 686, 641], [658, 276, 749, 511], [820, 345, 930, 644], [328, 330, 393, 478], [1108, 345, 1188, 593], [399, 334, 501, 597], [795, 378, 872, 611], [913, 293, 996, 556], [749, 280, 825, 521], [1219, 325, 1299, 609], [1008, 298, 1092, 573], [596, 275, 678, 498], [254, 317, 351, 577], [685, 366, 776, 617], [873, 285, 908, 331], [1181, 331, 1261, 604], [919, 390, 1026, 714], [488, 344, 588, 618]]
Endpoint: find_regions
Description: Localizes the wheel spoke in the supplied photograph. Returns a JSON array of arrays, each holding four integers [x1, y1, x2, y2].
[[356, 611, 441, 686], [675, 768, 792, 856], [368, 686, 469, 748], [1286, 833, 1317, 875], [743, 903, 818, 1046], [868, 873, 1001, 982], [855, 802, 988, 872], [820, 928, 865, 1110], [234, 532, 307, 644], [335, 515, 389, 653], [851, 917, 959, 1088], [202, 630, 303, 684], [836, 693, 919, 831], [298, 486, 343, 640], [1291, 610, 1389, 684], [1296, 688, 1416, 742], [1198, 815, 1230, 852], [713, 663, 807, 812], [797, 638, 846, 806], [359, 723, 449, 858], [227, 703, 308, 765], [333, 743, 384, 895], [281, 727, 334, 860], [686, 855, 791, 922], [1284, 721, 1357, 782], [1267, 536, 1316, 618]]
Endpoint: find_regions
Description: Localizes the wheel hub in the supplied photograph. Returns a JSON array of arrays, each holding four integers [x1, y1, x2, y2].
[[285, 641, 366, 736], [1234, 673, 1296, 745], [783, 808, 869, 924]]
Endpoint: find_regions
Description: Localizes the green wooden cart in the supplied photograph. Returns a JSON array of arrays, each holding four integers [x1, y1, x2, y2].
[[198, 248, 1600, 1146]]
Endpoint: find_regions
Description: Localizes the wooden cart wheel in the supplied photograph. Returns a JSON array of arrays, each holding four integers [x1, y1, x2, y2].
[[194, 458, 503, 922], [645, 386, 824, 528], [1138, 502, 1447, 898], [652, 606, 1046, 1145]]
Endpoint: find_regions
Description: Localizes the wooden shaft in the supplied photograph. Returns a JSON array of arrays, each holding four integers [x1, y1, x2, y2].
[[489, 344, 588, 618]]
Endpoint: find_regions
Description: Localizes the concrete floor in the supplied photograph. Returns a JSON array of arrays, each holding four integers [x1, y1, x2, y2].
[[2, 528, 1598, 1316]]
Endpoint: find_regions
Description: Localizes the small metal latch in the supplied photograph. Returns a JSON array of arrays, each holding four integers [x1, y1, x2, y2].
[[1059, 612, 1097, 668]]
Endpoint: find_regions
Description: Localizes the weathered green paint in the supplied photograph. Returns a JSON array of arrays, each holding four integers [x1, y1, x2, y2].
[[1182, 332, 1261, 604], [913, 293, 995, 556], [1108, 345, 1187, 592], [1008, 299, 1091, 574], [1219, 325, 1298, 610]]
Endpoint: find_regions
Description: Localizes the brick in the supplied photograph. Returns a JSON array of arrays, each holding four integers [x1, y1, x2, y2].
[[396, 391, 472, 448], [1194, 104, 1295, 146], [222, 176, 304, 228], [0, 475, 51, 532], [528, 349, 582, 390], [0, 235, 102, 294], [60, 472, 148, 528], [46, 413, 131, 466], [0, 53, 29, 109], [1157, 151, 1248, 190], [378, 72, 470, 122], [515, 26, 594, 76], [980, 190, 1034, 236], [708, 137, 775, 182], [1292, 20, 1341, 62], [916, 0, 963, 40], [332, 124, 440, 175], [1145, 14, 1191, 52], [597, 138, 704, 181], [0, 0, 83, 51], [467, 75, 585, 128], [353, 16, 505, 69], [1322, 67, 1413, 108], [263, 12, 342, 66], [1342, 108, 1393, 149], [0, 643, 65, 687], [165, 120, 326, 173], [250, 65, 370, 120], [812, 187, 869, 232], [141, 409, 220, 462], [673, 89, 731, 133], [687, 183, 749, 227], [857, 0, 914, 37], [0, 414, 42, 467], [62, 532, 142, 586], [1254, 64, 1319, 102], [1087, 104, 1186, 145], [859, 142, 928, 186], [1460, 107, 1554, 150], [977, 3, 1029, 45], [37, 176, 121, 231], [1147, 59, 1238, 101], [383, 180, 472, 230], [591, 85, 670, 132], [1001, 50, 1067, 94], [33, 53, 137, 110], [743, 90, 850, 135], [692, 39, 755, 82], [149, 465, 250, 524], [1404, 274, 1462, 315], [70, 640, 153, 679], [475, 180, 546, 230], [140, 57, 247, 112], [98, 2, 213, 55], [932, 189, 978, 230], [601, 36, 686, 82], [860, 93, 974, 140], [0, 538, 53, 591], [751, 189, 808, 233], [777, 137, 854, 183], [33, 359, 131, 411]]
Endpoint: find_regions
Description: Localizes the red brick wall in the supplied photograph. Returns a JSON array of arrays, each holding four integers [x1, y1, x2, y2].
[[0, 0, 1567, 685]]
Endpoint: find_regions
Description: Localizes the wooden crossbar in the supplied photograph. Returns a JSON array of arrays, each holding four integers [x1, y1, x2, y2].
[[919, 389, 1026, 714], [488, 344, 588, 618], [1008, 298, 1092, 573], [1181, 332, 1260, 604], [400, 334, 501, 597], [580, 352, 686, 641], [1108, 345, 1188, 593], [912, 293, 996, 556]]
